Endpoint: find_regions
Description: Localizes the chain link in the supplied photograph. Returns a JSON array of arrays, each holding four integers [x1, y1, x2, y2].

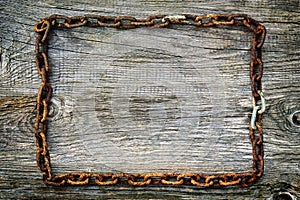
[[34, 13, 266, 187]]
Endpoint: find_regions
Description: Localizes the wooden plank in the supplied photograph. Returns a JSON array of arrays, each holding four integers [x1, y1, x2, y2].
[[0, 0, 299, 199]]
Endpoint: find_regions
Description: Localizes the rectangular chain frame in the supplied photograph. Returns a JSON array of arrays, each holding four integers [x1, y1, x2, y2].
[[34, 14, 266, 187]]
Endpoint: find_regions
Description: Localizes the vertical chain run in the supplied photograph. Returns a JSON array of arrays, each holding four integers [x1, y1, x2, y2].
[[34, 14, 266, 187], [34, 19, 53, 182]]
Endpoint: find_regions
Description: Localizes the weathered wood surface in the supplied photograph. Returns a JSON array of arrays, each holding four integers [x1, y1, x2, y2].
[[0, 0, 299, 199]]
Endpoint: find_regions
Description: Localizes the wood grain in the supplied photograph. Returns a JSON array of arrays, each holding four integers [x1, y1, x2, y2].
[[0, 0, 299, 199]]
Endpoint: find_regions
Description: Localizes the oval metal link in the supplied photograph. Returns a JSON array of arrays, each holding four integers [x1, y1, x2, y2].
[[162, 15, 186, 24], [254, 57, 263, 82], [34, 20, 50, 42], [161, 174, 184, 185], [85, 14, 102, 27], [241, 174, 258, 187], [218, 174, 242, 186], [204, 175, 219, 187], [228, 14, 248, 26], [251, 74, 261, 98], [190, 174, 213, 187], [195, 15, 215, 27], [143, 173, 164, 184], [180, 14, 198, 26], [254, 25, 266, 49], [36, 149, 47, 172], [37, 82, 52, 104], [36, 52, 49, 75], [98, 16, 121, 28], [48, 14, 71, 28], [66, 173, 90, 185], [46, 174, 67, 186], [36, 131, 52, 182], [115, 16, 137, 29], [94, 174, 119, 186], [64, 16, 88, 28], [211, 14, 235, 26], [243, 16, 261, 32], [146, 14, 169, 28], [127, 174, 152, 186]]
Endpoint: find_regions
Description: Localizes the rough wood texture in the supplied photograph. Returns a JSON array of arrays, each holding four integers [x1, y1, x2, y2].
[[0, 0, 299, 199]]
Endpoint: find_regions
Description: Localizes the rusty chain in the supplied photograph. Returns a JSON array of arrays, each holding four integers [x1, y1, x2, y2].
[[34, 14, 266, 187]]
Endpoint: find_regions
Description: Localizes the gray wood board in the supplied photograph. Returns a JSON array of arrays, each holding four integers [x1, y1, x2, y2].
[[0, 0, 299, 199]]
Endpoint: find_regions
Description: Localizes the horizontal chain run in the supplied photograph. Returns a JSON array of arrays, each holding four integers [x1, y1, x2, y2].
[[43, 172, 260, 187], [34, 13, 266, 187]]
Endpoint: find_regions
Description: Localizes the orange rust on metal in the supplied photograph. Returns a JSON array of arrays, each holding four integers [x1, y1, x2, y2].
[[34, 14, 266, 187]]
